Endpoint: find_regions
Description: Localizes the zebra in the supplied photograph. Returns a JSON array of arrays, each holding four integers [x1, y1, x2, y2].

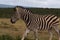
[[10, 6, 60, 40]]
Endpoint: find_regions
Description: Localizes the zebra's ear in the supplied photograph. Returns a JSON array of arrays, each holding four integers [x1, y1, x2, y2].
[[15, 6, 20, 14], [15, 7, 21, 19], [15, 7, 18, 12]]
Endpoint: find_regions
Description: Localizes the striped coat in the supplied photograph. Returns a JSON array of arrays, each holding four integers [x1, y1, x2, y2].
[[11, 6, 60, 40]]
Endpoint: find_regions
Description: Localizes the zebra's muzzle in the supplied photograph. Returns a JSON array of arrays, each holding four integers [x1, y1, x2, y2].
[[10, 19, 15, 24]]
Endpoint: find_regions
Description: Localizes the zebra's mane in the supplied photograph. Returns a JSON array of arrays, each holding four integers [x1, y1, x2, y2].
[[14, 6, 32, 14], [24, 8, 32, 14], [16, 6, 25, 9], [14, 6, 24, 11]]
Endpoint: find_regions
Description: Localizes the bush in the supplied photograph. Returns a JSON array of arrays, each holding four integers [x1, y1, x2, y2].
[[0, 8, 60, 18]]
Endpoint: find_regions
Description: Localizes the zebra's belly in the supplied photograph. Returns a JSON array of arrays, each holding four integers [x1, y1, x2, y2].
[[27, 25, 50, 31]]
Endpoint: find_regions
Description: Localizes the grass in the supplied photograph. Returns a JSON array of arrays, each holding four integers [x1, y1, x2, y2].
[[0, 18, 60, 40], [0, 35, 13, 40], [0, 35, 58, 40], [0, 35, 34, 40]]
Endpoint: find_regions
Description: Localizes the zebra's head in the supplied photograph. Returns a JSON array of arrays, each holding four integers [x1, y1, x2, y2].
[[10, 6, 32, 24], [10, 6, 21, 24], [10, 12, 20, 24]]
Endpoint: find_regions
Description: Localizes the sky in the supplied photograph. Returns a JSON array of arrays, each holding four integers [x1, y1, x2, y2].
[[0, 0, 60, 8]]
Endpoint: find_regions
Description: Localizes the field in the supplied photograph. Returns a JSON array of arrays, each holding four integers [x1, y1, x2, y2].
[[0, 8, 60, 40], [0, 18, 60, 40]]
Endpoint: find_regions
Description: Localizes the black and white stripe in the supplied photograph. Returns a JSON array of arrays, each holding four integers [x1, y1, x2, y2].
[[21, 14, 59, 30], [11, 6, 60, 40]]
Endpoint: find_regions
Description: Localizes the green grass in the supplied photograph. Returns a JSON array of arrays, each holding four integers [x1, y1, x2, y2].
[[0, 35, 14, 40], [0, 34, 58, 40], [0, 35, 33, 40]]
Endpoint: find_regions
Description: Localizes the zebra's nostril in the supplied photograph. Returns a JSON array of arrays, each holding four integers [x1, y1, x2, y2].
[[10, 19, 15, 24]]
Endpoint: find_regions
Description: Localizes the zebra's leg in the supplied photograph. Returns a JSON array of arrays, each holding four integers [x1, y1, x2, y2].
[[21, 28, 30, 40], [53, 27, 60, 40], [34, 30, 38, 40], [48, 30, 53, 40]]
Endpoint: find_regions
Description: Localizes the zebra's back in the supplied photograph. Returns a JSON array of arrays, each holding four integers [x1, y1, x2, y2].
[[27, 14, 59, 31]]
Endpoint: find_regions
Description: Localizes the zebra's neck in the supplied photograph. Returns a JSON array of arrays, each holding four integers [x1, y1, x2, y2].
[[21, 13, 31, 26], [18, 8, 32, 24], [21, 13, 30, 21], [24, 9, 32, 14], [20, 8, 32, 21]]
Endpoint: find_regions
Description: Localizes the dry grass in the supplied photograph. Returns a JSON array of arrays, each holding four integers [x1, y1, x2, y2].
[[0, 18, 60, 40]]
